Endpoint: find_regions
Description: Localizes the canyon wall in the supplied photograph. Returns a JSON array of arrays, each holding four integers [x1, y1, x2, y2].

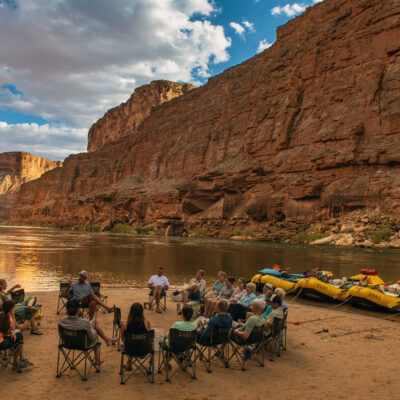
[[0, 152, 62, 220], [10, 0, 400, 235], [87, 80, 196, 152]]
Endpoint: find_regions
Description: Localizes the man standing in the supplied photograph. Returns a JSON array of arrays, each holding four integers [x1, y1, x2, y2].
[[64, 271, 114, 320], [148, 266, 169, 313]]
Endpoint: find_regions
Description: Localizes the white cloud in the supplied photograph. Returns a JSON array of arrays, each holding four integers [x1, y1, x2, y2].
[[271, 3, 307, 17], [229, 21, 245, 36], [257, 39, 273, 53], [312, 0, 324, 3], [0, 121, 87, 160], [0, 0, 232, 158], [242, 20, 255, 32]]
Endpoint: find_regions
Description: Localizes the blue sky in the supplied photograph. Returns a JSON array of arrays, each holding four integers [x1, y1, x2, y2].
[[0, 0, 323, 160]]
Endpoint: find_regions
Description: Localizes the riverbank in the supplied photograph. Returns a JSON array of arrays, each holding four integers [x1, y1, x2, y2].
[[9, 207, 400, 250], [2, 288, 400, 399]]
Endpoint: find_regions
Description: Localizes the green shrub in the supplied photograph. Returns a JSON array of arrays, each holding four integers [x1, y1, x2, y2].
[[291, 231, 329, 244], [72, 224, 100, 232], [232, 228, 263, 237], [187, 227, 207, 237], [111, 224, 134, 234], [367, 227, 392, 244], [135, 224, 155, 234]]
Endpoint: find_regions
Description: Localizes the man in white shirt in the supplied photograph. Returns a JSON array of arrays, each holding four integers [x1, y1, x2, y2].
[[148, 266, 169, 313]]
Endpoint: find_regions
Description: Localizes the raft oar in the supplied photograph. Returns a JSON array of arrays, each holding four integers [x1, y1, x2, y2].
[[288, 316, 344, 326]]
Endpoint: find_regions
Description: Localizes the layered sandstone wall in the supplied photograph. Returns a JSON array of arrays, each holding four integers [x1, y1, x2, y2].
[[10, 0, 400, 234], [87, 80, 196, 152], [0, 152, 62, 220]]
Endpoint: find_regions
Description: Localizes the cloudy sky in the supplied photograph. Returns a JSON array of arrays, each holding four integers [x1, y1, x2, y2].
[[0, 0, 323, 160]]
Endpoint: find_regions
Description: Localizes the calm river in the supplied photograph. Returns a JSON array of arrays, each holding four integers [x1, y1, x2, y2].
[[1, 225, 400, 292]]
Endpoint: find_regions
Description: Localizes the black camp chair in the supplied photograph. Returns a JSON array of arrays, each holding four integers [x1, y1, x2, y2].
[[90, 282, 108, 313], [228, 326, 264, 371], [56, 325, 101, 381], [56, 283, 71, 315], [196, 326, 230, 372], [11, 289, 42, 326], [144, 289, 167, 312], [158, 328, 197, 382], [0, 334, 23, 372], [112, 307, 122, 351], [120, 330, 155, 384], [281, 310, 288, 351], [264, 317, 284, 361]]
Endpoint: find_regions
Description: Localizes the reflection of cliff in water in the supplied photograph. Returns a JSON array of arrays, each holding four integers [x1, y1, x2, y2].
[[2, 225, 400, 294]]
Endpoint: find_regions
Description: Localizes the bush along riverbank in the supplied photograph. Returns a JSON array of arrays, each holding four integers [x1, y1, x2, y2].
[[31, 208, 400, 249]]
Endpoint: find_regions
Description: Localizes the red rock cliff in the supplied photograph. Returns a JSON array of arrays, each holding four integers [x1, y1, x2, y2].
[[9, 0, 400, 232], [87, 80, 196, 152], [0, 152, 62, 220]]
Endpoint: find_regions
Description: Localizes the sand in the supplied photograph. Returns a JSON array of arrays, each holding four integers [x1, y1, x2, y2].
[[1, 288, 400, 400]]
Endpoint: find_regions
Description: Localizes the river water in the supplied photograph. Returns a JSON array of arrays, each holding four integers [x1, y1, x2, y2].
[[1, 225, 400, 292]]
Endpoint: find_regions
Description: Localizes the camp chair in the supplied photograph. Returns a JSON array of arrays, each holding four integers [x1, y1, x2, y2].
[[196, 326, 230, 372], [228, 326, 264, 371], [281, 310, 288, 351], [264, 317, 283, 361], [158, 328, 197, 382], [56, 283, 71, 315], [0, 341, 23, 372], [11, 289, 42, 326], [56, 325, 101, 381], [90, 282, 108, 313], [144, 289, 167, 311], [112, 307, 122, 351], [120, 330, 155, 384]]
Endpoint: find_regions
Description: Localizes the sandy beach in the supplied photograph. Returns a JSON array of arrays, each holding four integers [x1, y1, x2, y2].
[[2, 288, 400, 400]]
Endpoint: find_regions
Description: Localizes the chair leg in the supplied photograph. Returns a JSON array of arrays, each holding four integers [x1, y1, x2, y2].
[[120, 353, 125, 384], [165, 352, 170, 382]]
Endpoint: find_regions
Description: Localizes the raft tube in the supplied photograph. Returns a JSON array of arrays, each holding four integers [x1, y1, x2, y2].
[[347, 274, 400, 311]]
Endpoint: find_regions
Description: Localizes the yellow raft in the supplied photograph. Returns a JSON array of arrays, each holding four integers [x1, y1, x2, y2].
[[251, 268, 400, 312], [347, 273, 400, 311]]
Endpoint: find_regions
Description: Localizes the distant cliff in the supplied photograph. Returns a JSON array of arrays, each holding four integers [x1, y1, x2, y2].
[[0, 152, 62, 220], [9, 0, 400, 237], [87, 80, 196, 152]]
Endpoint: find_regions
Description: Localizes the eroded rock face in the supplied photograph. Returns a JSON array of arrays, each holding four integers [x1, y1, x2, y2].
[[87, 80, 196, 152], [9, 0, 400, 232], [0, 152, 62, 220]]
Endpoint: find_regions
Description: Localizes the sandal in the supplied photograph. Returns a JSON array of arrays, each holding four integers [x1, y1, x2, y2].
[[31, 329, 43, 335], [21, 358, 34, 367]]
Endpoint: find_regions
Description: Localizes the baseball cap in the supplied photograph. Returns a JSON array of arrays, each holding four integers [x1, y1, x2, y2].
[[79, 270, 88, 279]]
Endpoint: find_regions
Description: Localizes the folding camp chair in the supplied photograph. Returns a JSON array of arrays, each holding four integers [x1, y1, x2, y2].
[[90, 282, 108, 313], [228, 326, 264, 371], [120, 330, 155, 384], [56, 325, 101, 381], [112, 307, 122, 351], [0, 340, 23, 372], [57, 283, 71, 315], [144, 289, 167, 311], [196, 326, 230, 372], [264, 317, 283, 361], [281, 310, 288, 351], [158, 328, 197, 382], [11, 289, 42, 326]]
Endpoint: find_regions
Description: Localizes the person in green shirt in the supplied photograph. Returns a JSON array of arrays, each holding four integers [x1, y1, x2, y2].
[[231, 299, 265, 343], [171, 306, 198, 332], [162, 306, 198, 348]]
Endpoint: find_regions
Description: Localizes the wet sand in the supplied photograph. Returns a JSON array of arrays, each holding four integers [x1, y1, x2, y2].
[[2, 288, 400, 400]]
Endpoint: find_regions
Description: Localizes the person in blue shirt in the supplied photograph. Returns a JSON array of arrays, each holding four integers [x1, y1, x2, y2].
[[227, 283, 257, 321], [197, 299, 232, 344]]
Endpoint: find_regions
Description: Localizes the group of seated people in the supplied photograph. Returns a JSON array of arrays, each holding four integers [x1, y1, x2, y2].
[[1, 267, 288, 372], [0, 278, 40, 371]]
